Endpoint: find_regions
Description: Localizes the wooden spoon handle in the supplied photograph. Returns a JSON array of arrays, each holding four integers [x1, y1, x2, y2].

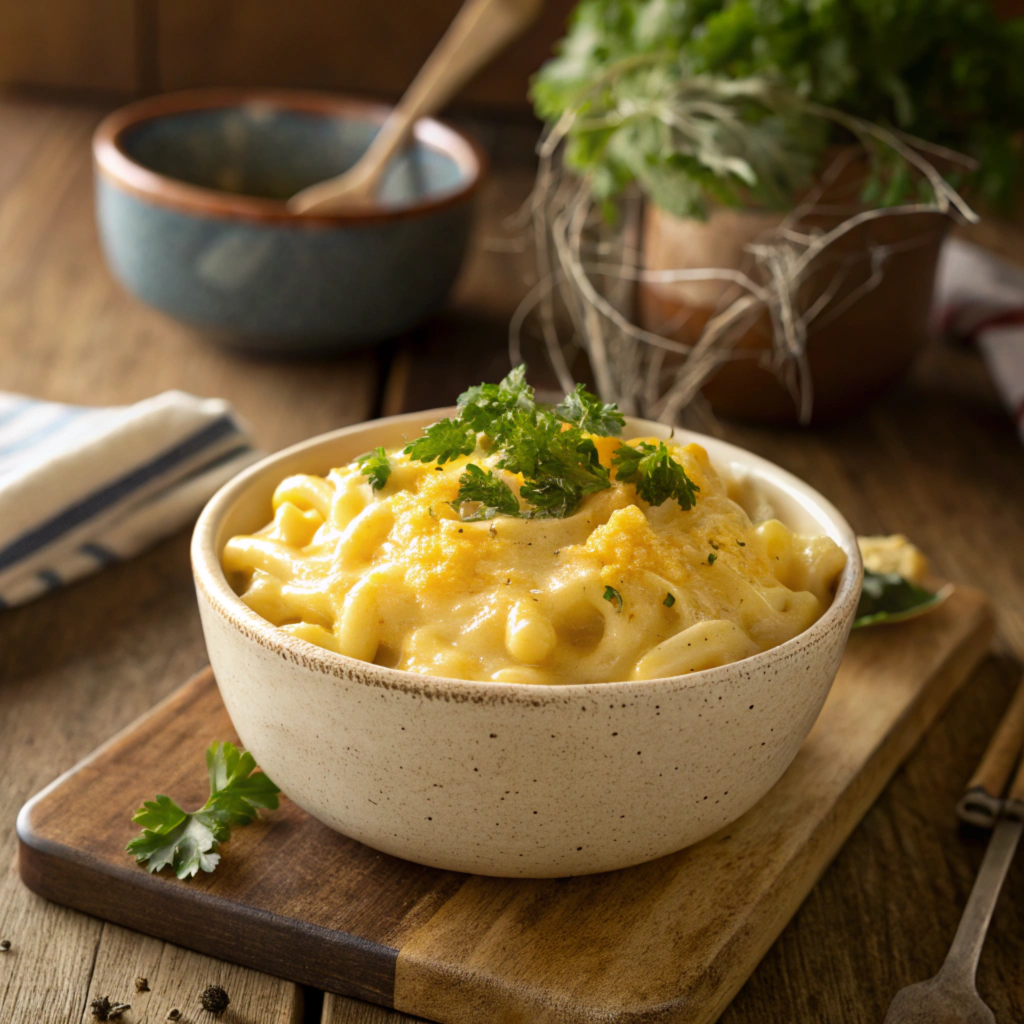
[[291, 0, 542, 214], [1006, 728, 1024, 821], [957, 675, 1024, 827]]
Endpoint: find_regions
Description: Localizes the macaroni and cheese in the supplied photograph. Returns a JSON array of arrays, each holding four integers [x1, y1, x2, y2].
[[223, 406, 846, 684]]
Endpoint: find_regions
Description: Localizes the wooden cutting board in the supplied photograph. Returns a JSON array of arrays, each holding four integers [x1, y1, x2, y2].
[[18, 587, 993, 1024]]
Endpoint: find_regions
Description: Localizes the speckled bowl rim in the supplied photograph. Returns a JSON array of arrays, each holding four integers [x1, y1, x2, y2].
[[93, 87, 486, 226], [191, 410, 863, 703]]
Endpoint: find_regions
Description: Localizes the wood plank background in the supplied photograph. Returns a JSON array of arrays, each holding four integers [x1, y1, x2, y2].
[[0, 0, 576, 107], [0, 96, 1023, 1024]]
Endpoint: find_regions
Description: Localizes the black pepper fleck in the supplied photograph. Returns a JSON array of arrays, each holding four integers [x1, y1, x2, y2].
[[167, 1011, 182, 1022], [90, 997, 112, 1021], [200, 985, 230, 1015], [135, 977, 150, 993], [0, 940, 9, 952], [91, 997, 128, 1021]]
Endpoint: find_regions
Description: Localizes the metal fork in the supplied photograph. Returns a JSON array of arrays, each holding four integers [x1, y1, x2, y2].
[[883, 677, 1024, 1024]]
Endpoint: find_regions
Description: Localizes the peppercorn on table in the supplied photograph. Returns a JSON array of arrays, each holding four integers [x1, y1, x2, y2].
[[0, 95, 1023, 1024]]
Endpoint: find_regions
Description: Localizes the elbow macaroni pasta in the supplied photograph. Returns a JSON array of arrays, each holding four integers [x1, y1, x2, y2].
[[223, 436, 846, 684]]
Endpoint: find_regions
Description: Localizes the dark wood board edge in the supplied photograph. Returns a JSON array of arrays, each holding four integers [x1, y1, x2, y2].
[[15, 669, 400, 1009]]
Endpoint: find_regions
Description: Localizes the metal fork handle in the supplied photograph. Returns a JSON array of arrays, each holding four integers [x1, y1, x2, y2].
[[940, 815, 1023, 986]]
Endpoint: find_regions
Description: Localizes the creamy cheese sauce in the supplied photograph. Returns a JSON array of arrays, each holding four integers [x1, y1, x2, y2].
[[223, 436, 846, 684]]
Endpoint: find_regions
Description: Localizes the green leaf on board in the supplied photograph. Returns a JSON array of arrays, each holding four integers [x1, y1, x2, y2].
[[853, 569, 946, 628], [126, 742, 279, 880]]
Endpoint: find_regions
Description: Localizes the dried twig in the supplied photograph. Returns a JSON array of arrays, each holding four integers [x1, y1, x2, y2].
[[507, 117, 975, 425]]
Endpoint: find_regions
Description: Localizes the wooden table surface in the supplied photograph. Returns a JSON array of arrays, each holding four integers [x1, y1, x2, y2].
[[0, 95, 1022, 1024]]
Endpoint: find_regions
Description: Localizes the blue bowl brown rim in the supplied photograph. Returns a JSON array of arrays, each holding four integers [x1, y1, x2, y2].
[[93, 87, 487, 227]]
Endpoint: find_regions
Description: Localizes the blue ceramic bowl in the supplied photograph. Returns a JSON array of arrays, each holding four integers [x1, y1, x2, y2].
[[93, 89, 484, 353]]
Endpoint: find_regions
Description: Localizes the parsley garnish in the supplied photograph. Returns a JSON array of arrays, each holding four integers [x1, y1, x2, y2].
[[402, 366, 700, 521], [664, 592, 676, 607], [555, 383, 626, 435], [453, 464, 521, 521], [357, 447, 391, 491], [505, 417, 610, 519], [403, 418, 476, 464], [708, 552, 718, 565], [612, 441, 700, 510], [456, 363, 537, 435], [126, 742, 279, 879], [603, 585, 623, 612]]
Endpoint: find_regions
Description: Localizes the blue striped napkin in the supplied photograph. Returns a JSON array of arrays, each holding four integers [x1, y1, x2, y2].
[[0, 390, 256, 609]]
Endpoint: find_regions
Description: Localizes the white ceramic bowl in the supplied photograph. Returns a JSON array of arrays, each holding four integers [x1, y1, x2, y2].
[[192, 411, 862, 877]]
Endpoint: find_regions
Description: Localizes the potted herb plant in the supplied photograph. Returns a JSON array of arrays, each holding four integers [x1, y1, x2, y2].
[[531, 0, 1024, 422]]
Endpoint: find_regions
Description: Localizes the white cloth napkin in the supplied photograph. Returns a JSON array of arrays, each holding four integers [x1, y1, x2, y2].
[[0, 390, 256, 609], [935, 238, 1024, 443]]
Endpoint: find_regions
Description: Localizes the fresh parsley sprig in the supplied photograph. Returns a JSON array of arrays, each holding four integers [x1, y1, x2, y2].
[[403, 366, 700, 521], [126, 742, 279, 880], [612, 440, 700, 510], [403, 418, 477, 465], [498, 411, 611, 519], [556, 383, 626, 436], [357, 447, 392, 491], [453, 464, 521, 521], [456, 364, 537, 436]]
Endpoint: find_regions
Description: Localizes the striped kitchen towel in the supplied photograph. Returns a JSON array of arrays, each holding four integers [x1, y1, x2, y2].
[[936, 238, 1024, 443], [0, 389, 256, 609]]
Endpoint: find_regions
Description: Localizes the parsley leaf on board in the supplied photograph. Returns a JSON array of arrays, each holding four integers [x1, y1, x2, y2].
[[126, 742, 280, 880], [453, 464, 522, 521], [403, 418, 477, 465], [853, 569, 945, 628], [556, 383, 626, 436], [612, 441, 700, 510], [356, 447, 392, 491]]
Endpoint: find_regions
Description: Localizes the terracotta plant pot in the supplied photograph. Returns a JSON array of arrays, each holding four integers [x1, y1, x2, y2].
[[638, 198, 951, 424]]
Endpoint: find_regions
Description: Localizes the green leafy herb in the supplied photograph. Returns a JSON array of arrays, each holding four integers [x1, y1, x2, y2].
[[457, 364, 537, 436], [126, 742, 279, 880], [357, 447, 392, 491], [403, 366, 699, 521], [663, 592, 676, 607], [708, 552, 717, 564], [506, 421, 611, 519], [603, 585, 623, 612], [453, 464, 521, 521], [556, 383, 626, 435], [403, 418, 477, 465], [612, 441, 700, 510], [532, 0, 1024, 216], [853, 569, 945, 628]]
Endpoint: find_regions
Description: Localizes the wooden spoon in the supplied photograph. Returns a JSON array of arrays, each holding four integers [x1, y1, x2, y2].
[[289, 0, 543, 215]]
